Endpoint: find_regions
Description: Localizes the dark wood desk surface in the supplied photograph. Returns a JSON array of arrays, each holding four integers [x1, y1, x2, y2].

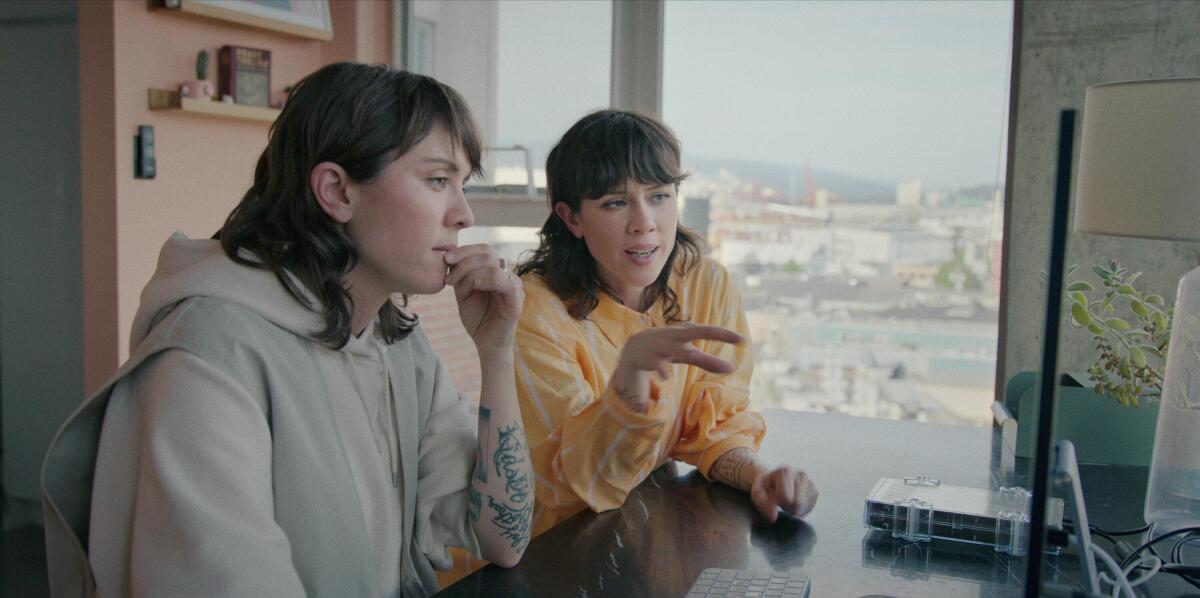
[[438, 409, 1191, 597]]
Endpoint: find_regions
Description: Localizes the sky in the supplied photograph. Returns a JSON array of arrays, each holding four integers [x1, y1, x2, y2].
[[496, 0, 1013, 191]]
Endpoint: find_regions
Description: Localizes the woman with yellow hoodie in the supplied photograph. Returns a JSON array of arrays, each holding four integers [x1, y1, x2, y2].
[[514, 110, 819, 536]]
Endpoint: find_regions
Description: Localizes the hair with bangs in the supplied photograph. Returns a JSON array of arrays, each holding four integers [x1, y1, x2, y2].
[[516, 109, 702, 321], [215, 62, 483, 348]]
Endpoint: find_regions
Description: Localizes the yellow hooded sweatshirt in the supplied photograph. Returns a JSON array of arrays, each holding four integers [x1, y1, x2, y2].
[[515, 256, 766, 536]]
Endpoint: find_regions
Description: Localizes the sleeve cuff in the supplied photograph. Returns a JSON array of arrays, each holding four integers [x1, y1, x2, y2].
[[697, 435, 762, 481]]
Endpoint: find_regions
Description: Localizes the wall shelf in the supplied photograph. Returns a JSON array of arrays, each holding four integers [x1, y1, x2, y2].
[[147, 89, 280, 123]]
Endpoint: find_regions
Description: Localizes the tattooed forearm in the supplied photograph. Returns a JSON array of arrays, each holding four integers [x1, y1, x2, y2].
[[487, 495, 531, 549], [493, 425, 530, 502], [487, 424, 533, 549], [711, 447, 758, 492]]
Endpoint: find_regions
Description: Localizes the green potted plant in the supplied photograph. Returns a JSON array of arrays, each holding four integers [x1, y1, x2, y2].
[[180, 49, 214, 100], [1065, 260, 1172, 407], [1009, 261, 1173, 466]]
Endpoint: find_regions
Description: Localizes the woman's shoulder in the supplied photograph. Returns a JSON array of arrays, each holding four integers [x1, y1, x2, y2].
[[518, 269, 551, 293], [516, 272, 578, 332], [688, 255, 731, 281], [518, 271, 569, 310], [144, 296, 304, 362], [675, 255, 733, 295]]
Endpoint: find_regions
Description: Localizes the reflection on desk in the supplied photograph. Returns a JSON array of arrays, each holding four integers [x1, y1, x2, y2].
[[436, 409, 1187, 597]]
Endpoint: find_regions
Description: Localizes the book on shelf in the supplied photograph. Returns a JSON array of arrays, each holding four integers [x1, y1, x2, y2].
[[218, 45, 271, 108]]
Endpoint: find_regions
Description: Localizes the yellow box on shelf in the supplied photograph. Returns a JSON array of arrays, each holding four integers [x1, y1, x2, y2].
[[147, 89, 280, 123]]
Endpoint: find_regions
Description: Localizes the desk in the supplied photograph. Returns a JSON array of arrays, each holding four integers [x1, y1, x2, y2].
[[438, 409, 1191, 597]]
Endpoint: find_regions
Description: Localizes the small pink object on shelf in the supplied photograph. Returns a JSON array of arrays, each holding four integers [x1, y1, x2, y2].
[[180, 80, 214, 100]]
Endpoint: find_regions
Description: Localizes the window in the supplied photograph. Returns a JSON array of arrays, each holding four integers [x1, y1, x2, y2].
[[663, 0, 1014, 425], [493, 0, 610, 189], [406, 1, 1014, 426], [466, 0, 612, 263], [407, 0, 612, 259]]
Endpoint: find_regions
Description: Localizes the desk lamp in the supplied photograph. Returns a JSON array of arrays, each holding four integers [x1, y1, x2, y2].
[[1073, 77, 1200, 537]]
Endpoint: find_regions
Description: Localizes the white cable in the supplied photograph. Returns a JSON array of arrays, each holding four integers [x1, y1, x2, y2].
[[1091, 543, 1136, 598], [1123, 553, 1162, 589]]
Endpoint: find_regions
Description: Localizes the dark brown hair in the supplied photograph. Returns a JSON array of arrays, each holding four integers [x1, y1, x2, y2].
[[516, 109, 701, 321], [215, 62, 482, 348]]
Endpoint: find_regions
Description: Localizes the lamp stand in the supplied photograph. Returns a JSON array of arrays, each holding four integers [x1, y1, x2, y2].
[[1145, 263, 1200, 536]]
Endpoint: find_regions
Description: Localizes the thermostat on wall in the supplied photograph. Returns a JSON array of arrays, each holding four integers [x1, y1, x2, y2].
[[135, 125, 155, 179]]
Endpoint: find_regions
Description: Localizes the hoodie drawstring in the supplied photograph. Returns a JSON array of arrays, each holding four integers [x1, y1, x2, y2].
[[346, 349, 400, 489]]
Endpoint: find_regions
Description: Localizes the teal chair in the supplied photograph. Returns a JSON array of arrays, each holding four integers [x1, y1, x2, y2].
[[1003, 370, 1159, 467]]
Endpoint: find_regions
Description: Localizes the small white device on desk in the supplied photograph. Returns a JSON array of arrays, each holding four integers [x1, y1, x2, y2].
[[863, 475, 1064, 556]]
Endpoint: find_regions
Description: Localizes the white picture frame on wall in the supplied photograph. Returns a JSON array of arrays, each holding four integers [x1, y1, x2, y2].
[[166, 0, 334, 42]]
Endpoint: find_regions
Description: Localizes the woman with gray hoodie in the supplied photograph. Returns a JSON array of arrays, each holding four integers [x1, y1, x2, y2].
[[41, 62, 532, 597]]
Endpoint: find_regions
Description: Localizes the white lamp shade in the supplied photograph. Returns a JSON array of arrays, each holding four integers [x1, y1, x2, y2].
[[1074, 78, 1200, 242]]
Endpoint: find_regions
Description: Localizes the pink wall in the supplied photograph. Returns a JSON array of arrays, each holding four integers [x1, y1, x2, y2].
[[81, 0, 392, 393]]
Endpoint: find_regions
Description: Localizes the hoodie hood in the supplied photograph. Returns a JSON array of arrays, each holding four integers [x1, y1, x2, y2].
[[130, 232, 327, 349]]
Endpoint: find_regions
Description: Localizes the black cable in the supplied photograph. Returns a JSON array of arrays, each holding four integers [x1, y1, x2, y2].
[[1180, 574, 1200, 593], [1062, 518, 1151, 538], [1094, 524, 1151, 537], [1062, 521, 1108, 544], [1160, 564, 1200, 575], [1114, 527, 1200, 594], [1068, 520, 1200, 589], [1119, 526, 1200, 570], [1170, 532, 1200, 564]]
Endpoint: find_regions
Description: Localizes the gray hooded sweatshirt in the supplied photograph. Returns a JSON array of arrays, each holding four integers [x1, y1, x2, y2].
[[41, 233, 480, 597]]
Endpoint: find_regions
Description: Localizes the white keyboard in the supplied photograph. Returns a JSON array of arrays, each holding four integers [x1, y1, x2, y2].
[[686, 568, 812, 597]]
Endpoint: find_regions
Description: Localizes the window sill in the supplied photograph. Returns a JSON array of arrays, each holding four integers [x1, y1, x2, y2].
[[465, 192, 548, 228]]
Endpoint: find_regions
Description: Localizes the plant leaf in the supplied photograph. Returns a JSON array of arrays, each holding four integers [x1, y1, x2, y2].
[[1106, 317, 1130, 331], [1071, 303, 1092, 327], [1146, 294, 1165, 306], [1118, 284, 1136, 295], [1131, 299, 1147, 317], [1066, 281, 1095, 292], [1131, 346, 1147, 368]]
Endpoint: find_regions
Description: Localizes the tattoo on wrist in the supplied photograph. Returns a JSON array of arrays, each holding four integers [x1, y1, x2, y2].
[[712, 448, 756, 491], [488, 424, 532, 549]]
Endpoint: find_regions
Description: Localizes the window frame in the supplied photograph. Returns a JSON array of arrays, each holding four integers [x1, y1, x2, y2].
[[394, 0, 1019, 419], [393, 0, 665, 228]]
